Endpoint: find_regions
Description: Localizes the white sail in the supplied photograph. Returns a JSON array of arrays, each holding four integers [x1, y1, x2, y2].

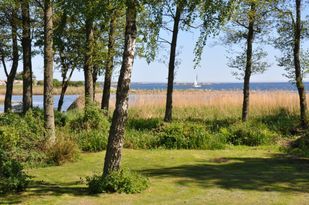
[[193, 75, 201, 88]]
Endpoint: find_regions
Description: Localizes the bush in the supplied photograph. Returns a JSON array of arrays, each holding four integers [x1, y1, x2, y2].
[[75, 131, 107, 152], [0, 110, 46, 164], [158, 123, 226, 150], [220, 122, 278, 146], [0, 150, 29, 194], [124, 130, 159, 149], [258, 108, 299, 136], [87, 169, 149, 194], [69, 106, 110, 152], [70, 106, 110, 131], [127, 118, 162, 131], [47, 135, 80, 165], [54, 111, 68, 127], [285, 134, 309, 157]]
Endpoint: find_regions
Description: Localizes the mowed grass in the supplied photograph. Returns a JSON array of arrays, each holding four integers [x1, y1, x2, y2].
[[1, 147, 308, 205]]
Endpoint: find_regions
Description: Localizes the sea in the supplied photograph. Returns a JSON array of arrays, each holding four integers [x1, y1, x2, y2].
[[0, 82, 308, 112]]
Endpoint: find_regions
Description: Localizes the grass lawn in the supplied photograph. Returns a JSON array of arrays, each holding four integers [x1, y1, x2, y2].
[[1, 147, 308, 205]]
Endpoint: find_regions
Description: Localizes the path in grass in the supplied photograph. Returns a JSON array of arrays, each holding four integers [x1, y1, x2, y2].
[[1, 147, 308, 205]]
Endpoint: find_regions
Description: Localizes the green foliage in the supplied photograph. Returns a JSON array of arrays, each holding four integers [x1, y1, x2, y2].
[[54, 110, 68, 127], [258, 108, 298, 136], [74, 131, 107, 152], [87, 169, 149, 194], [0, 150, 29, 194], [220, 122, 278, 146], [67, 81, 84, 87], [0, 110, 46, 164], [70, 106, 110, 131], [124, 129, 158, 149], [69, 106, 110, 152], [158, 123, 226, 150], [127, 118, 162, 131], [285, 134, 309, 157]]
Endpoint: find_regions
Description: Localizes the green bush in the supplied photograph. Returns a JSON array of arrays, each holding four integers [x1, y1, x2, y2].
[[54, 111, 68, 127], [285, 134, 309, 157], [127, 118, 162, 130], [124, 130, 159, 149], [87, 169, 149, 194], [0, 110, 46, 164], [158, 123, 226, 150], [258, 108, 299, 136], [0, 150, 29, 194], [69, 106, 110, 152], [75, 131, 107, 152], [70, 106, 110, 131], [220, 122, 278, 146]]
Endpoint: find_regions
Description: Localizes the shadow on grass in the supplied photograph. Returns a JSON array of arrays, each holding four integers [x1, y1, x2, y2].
[[143, 156, 309, 193], [0, 181, 91, 204]]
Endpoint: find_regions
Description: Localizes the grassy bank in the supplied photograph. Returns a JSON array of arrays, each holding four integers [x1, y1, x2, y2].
[[1, 148, 308, 205], [0, 85, 101, 95]]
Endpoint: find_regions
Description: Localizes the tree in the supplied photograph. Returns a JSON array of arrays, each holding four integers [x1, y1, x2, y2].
[[160, 0, 200, 122], [43, 0, 55, 144], [274, 0, 309, 128], [224, 0, 273, 121], [160, 0, 235, 122], [103, 0, 137, 176], [101, 5, 121, 112], [0, 0, 20, 113], [53, 2, 83, 112], [21, 0, 33, 113]]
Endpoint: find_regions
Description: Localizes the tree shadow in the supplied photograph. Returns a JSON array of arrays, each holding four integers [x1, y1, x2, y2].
[[143, 156, 309, 193], [0, 180, 93, 204]]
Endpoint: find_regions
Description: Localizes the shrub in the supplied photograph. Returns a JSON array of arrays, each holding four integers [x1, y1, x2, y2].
[[220, 122, 278, 146], [75, 131, 107, 152], [258, 108, 299, 136], [47, 135, 80, 165], [87, 169, 149, 194], [69, 106, 110, 152], [158, 123, 226, 150], [54, 111, 68, 127], [124, 130, 159, 149], [70, 106, 110, 131], [0, 110, 46, 164], [127, 118, 162, 130], [0, 150, 29, 194], [285, 134, 309, 157]]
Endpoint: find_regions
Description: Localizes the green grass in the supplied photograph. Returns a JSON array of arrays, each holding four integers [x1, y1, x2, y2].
[[1, 147, 308, 205]]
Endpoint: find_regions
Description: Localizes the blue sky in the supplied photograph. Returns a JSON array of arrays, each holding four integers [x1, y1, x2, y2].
[[0, 27, 303, 83]]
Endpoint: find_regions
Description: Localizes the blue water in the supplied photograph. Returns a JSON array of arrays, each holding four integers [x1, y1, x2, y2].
[[130, 82, 308, 91], [0, 82, 307, 112], [0, 95, 78, 112]]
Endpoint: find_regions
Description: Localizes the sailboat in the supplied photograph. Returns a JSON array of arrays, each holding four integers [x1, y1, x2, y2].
[[193, 75, 201, 88]]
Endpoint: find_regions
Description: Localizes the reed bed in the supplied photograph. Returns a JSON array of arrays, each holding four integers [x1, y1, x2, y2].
[[119, 90, 303, 119]]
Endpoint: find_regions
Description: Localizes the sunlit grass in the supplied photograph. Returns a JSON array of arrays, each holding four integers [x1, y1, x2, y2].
[[1, 148, 308, 205]]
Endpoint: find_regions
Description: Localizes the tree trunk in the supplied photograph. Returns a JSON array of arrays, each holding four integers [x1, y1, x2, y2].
[[294, 0, 307, 128], [242, 3, 255, 122], [92, 65, 98, 101], [84, 18, 94, 106], [44, 0, 55, 144], [103, 0, 137, 177], [101, 15, 117, 112], [164, 5, 181, 122], [57, 68, 74, 112], [21, 0, 32, 113], [4, 7, 19, 113]]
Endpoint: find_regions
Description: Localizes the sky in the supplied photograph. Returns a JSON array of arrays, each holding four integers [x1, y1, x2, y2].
[[0, 25, 306, 83]]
